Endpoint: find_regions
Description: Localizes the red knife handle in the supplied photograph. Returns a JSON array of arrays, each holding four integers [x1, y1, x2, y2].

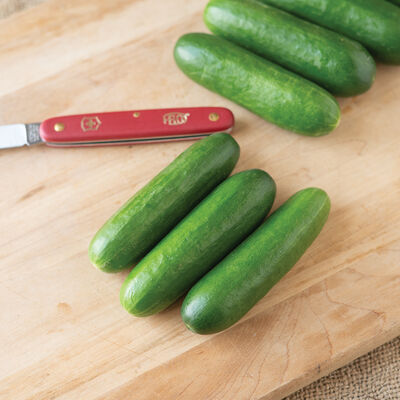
[[40, 107, 234, 146]]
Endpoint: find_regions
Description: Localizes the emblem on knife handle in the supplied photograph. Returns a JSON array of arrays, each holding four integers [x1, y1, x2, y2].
[[81, 116, 102, 132], [163, 112, 190, 126]]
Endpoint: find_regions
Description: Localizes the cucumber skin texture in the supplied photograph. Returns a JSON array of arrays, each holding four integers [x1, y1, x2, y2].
[[204, 0, 375, 97], [174, 33, 340, 136], [89, 133, 239, 273], [258, 0, 400, 64], [120, 169, 276, 317], [181, 187, 330, 335]]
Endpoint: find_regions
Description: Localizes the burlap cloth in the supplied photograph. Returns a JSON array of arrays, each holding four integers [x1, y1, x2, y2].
[[285, 337, 400, 399], [2, 1, 399, 399]]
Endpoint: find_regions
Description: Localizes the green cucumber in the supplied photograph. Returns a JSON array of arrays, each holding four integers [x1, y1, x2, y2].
[[259, 0, 400, 64], [204, 0, 375, 97], [89, 133, 239, 273], [120, 169, 276, 316], [181, 187, 330, 334], [174, 33, 340, 136]]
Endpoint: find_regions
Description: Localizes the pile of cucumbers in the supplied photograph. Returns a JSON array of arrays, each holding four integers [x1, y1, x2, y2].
[[174, 0, 400, 136], [89, 134, 330, 334]]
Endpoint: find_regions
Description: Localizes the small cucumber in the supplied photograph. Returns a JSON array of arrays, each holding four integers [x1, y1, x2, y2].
[[174, 33, 340, 136], [259, 0, 400, 64], [181, 187, 330, 334], [89, 133, 239, 273], [204, 0, 376, 96], [120, 169, 276, 317]]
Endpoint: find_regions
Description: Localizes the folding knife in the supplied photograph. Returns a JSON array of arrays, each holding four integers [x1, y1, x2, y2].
[[0, 107, 234, 149]]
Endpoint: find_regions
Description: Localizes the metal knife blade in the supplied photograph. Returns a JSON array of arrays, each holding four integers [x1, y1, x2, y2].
[[0, 123, 42, 149]]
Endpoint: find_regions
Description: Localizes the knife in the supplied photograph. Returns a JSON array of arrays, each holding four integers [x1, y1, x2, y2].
[[0, 107, 234, 149]]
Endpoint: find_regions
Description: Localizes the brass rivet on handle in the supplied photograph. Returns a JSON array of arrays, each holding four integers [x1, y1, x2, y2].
[[133, 112, 140, 118], [209, 112, 220, 122], [54, 122, 65, 132]]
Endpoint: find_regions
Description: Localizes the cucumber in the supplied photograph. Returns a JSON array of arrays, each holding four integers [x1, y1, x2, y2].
[[181, 187, 330, 334], [89, 133, 239, 273], [258, 0, 400, 64], [120, 169, 276, 316], [204, 0, 376, 97], [174, 33, 340, 136]]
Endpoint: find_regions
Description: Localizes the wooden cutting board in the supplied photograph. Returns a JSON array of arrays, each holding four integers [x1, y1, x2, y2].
[[1, 1, 399, 399]]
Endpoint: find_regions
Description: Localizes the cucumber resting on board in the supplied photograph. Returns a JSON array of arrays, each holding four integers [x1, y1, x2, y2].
[[181, 187, 330, 335], [120, 169, 276, 317], [174, 33, 340, 136], [89, 133, 239, 273], [204, 0, 376, 97], [258, 0, 400, 64]]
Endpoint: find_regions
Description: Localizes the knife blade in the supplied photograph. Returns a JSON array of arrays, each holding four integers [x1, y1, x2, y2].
[[0, 107, 234, 149]]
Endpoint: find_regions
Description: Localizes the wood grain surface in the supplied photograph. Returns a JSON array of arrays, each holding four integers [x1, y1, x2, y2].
[[0, 0, 42, 19], [0, 1, 399, 399]]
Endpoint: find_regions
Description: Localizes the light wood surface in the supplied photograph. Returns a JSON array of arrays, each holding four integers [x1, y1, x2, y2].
[[0, 0, 43, 18], [0, 1, 399, 399]]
